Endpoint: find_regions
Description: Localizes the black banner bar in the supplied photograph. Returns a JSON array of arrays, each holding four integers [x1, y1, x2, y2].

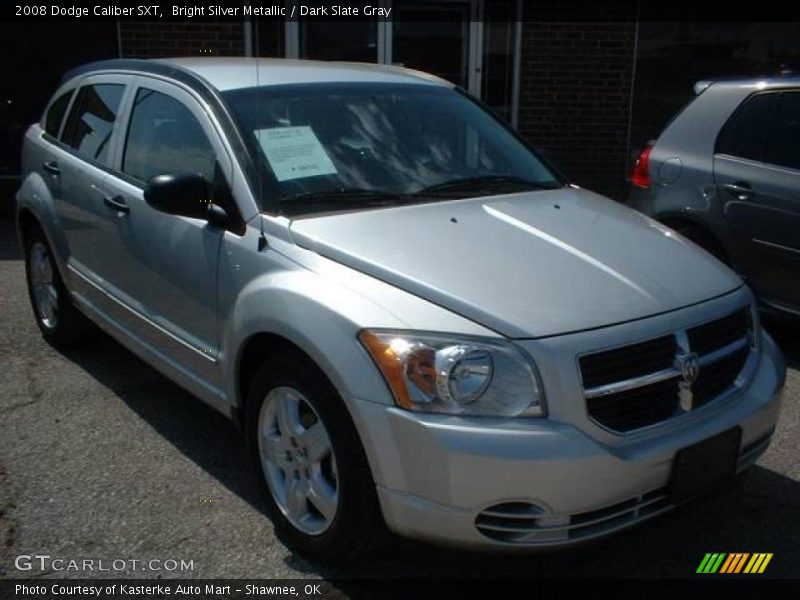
[[3, 0, 800, 23], [3, 579, 800, 600]]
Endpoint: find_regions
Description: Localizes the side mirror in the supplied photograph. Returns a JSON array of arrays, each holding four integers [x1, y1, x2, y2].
[[144, 173, 227, 225]]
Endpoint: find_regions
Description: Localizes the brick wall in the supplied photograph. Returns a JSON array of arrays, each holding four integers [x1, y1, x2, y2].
[[119, 22, 244, 58], [517, 18, 637, 199]]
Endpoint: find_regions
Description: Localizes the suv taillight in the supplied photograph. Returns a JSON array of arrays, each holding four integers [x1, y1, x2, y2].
[[630, 143, 654, 189]]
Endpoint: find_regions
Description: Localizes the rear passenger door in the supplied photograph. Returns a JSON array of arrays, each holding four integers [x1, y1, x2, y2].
[[50, 76, 129, 285], [101, 77, 233, 389], [714, 90, 800, 312]]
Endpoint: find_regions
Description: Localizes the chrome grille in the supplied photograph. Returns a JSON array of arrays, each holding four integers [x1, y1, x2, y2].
[[579, 335, 677, 388], [580, 308, 754, 433]]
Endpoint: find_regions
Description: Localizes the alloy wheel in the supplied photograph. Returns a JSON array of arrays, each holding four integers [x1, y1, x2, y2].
[[258, 386, 339, 535], [29, 241, 59, 330]]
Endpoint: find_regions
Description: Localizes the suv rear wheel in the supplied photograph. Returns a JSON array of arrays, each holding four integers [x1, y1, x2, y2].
[[23, 226, 91, 347], [670, 222, 729, 264]]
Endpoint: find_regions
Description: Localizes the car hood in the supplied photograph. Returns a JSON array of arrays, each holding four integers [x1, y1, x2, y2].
[[289, 188, 742, 338]]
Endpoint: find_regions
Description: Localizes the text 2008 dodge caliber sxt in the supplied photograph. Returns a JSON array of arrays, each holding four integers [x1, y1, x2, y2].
[[17, 58, 786, 563]]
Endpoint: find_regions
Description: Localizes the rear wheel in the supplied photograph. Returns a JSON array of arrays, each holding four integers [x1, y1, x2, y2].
[[246, 351, 384, 563], [670, 222, 729, 264], [23, 226, 91, 347]]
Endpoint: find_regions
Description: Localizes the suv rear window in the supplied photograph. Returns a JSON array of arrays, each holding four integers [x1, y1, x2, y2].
[[715, 92, 779, 162], [61, 84, 125, 166], [43, 91, 73, 138]]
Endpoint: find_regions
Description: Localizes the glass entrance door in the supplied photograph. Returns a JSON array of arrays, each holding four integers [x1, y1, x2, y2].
[[482, 1, 519, 124], [392, 1, 472, 89], [391, 0, 519, 125]]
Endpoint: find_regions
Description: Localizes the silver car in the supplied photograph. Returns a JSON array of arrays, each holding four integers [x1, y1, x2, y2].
[[628, 75, 800, 318], [16, 58, 786, 562]]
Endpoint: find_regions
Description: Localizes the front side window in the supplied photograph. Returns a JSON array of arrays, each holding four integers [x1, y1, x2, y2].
[[122, 88, 216, 184], [765, 92, 800, 171], [44, 90, 73, 138], [61, 84, 125, 165], [715, 92, 779, 162], [223, 83, 560, 215]]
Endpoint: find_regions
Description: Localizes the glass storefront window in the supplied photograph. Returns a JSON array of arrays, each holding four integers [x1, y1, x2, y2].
[[482, 1, 517, 122], [256, 19, 284, 57], [254, 1, 521, 126], [392, 2, 471, 88], [300, 21, 378, 62]]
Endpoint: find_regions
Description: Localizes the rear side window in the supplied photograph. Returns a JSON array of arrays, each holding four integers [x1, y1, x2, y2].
[[715, 93, 779, 162], [61, 84, 125, 165], [43, 91, 73, 137], [122, 88, 216, 184], [765, 92, 800, 171]]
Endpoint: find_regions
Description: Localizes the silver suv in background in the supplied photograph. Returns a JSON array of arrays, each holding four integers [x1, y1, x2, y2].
[[629, 76, 800, 318], [17, 59, 786, 563]]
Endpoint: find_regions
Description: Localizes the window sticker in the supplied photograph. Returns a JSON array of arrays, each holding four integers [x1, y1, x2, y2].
[[255, 126, 337, 181]]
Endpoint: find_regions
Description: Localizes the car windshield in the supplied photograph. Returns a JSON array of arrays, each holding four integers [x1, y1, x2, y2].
[[222, 82, 562, 216]]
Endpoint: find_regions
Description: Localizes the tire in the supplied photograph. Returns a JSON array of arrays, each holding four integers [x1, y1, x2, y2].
[[23, 225, 91, 347], [245, 350, 384, 564]]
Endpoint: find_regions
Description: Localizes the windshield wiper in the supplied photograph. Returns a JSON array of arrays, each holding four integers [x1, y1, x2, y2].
[[415, 175, 560, 196], [278, 188, 422, 214]]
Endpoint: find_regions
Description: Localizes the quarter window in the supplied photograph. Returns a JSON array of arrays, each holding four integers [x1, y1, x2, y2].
[[765, 92, 800, 171], [61, 84, 125, 165], [44, 90, 73, 138], [122, 88, 216, 184], [715, 93, 779, 162]]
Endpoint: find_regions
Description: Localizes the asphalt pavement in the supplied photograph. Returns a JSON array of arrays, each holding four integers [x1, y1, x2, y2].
[[0, 218, 798, 581]]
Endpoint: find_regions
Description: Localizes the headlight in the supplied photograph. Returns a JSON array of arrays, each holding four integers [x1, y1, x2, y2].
[[359, 330, 545, 417]]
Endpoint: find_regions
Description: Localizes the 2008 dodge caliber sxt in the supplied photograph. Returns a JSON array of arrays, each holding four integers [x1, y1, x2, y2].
[[17, 58, 786, 562]]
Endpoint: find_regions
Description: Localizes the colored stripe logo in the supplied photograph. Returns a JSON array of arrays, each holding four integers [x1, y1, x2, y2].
[[697, 553, 773, 574]]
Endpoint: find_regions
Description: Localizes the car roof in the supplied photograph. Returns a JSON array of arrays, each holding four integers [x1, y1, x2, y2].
[[64, 57, 452, 92], [694, 74, 800, 94]]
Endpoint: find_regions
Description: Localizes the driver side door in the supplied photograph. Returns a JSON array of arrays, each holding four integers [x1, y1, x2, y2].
[[100, 77, 235, 395]]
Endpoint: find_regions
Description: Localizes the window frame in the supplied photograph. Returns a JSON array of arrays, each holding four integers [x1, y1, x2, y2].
[[60, 80, 129, 168], [112, 77, 233, 188], [111, 75, 245, 230], [120, 87, 219, 186], [49, 73, 134, 170], [41, 88, 76, 141]]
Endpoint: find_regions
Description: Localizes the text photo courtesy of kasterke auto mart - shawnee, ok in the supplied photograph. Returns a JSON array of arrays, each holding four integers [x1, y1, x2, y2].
[[0, 0, 799, 598]]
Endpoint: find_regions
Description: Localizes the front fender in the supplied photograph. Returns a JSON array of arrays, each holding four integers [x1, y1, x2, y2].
[[220, 259, 403, 412], [218, 221, 499, 413]]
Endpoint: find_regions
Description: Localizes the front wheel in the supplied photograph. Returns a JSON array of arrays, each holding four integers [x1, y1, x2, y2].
[[246, 352, 384, 563]]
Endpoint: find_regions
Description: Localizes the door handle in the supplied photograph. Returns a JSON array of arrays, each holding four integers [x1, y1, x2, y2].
[[42, 161, 60, 176], [103, 194, 130, 213], [723, 182, 752, 201]]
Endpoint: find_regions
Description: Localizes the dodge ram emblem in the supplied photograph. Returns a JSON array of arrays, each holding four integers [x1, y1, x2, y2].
[[678, 352, 701, 385]]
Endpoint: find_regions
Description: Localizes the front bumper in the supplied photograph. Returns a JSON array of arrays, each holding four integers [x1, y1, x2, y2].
[[351, 331, 785, 550]]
